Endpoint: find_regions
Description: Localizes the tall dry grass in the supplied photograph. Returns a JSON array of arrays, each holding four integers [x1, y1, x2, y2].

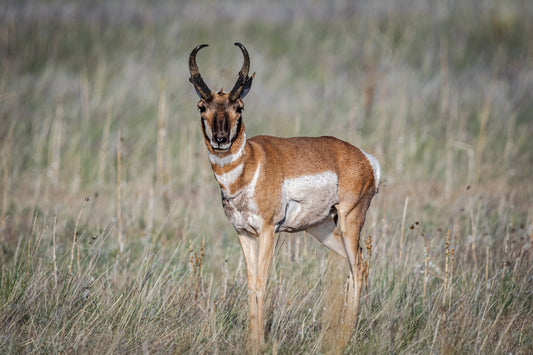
[[1, 0, 532, 353]]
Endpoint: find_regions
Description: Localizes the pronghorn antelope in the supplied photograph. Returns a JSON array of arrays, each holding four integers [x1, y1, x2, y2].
[[189, 43, 381, 346]]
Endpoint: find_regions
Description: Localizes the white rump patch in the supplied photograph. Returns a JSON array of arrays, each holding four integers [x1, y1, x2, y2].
[[362, 150, 381, 192], [208, 133, 246, 167]]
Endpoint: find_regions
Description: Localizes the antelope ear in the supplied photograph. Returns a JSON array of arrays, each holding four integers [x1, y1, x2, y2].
[[240, 73, 255, 99]]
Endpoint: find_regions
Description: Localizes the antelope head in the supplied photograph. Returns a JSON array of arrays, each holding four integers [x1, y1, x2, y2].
[[189, 43, 254, 153]]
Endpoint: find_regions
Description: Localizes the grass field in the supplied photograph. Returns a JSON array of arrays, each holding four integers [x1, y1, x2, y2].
[[1, 0, 532, 353]]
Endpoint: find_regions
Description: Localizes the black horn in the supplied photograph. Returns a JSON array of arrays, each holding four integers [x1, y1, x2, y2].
[[189, 44, 212, 100], [229, 43, 254, 102]]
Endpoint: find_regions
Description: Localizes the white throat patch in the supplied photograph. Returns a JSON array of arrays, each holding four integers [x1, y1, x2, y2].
[[208, 132, 246, 167]]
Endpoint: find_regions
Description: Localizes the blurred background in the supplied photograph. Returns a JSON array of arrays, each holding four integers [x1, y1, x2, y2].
[[0, 0, 532, 353]]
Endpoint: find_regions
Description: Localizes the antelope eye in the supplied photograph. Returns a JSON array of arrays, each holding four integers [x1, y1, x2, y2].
[[198, 105, 206, 113], [236, 107, 243, 114]]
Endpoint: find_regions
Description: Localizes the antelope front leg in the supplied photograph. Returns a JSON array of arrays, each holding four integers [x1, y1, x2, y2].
[[238, 227, 276, 349], [238, 234, 260, 347], [255, 226, 276, 345]]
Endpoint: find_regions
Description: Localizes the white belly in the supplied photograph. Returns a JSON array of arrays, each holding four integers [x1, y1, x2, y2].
[[276, 171, 339, 233]]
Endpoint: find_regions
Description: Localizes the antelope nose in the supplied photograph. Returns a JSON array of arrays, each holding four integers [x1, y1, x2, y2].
[[216, 136, 228, 144]]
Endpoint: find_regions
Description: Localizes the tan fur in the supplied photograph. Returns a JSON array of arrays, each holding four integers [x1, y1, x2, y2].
[[190, 43, 380, 351]]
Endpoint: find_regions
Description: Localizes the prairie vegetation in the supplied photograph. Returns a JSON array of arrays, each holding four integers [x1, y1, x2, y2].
[[1, 0, 532, 353]]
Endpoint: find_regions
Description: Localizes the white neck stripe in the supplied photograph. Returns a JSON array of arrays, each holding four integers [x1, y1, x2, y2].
[[249, 163, 261, 195], [215, 162, 244, 190]]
